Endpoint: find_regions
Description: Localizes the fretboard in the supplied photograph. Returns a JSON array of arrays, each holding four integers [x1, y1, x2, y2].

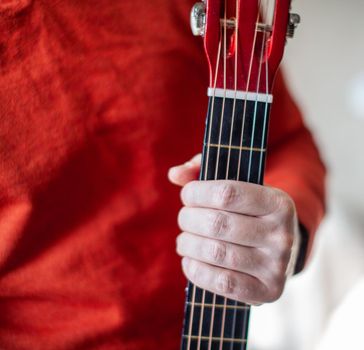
[[181, 93, 271, 350]]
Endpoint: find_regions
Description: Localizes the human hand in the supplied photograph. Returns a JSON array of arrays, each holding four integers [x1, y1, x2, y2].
[[168, 154, 301, 305]]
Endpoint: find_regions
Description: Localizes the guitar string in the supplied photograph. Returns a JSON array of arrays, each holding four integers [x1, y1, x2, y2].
[[236, 0, 262, 183], [226, 0, 263, 348], [225, 0, 240, 182], [216, 2, 229, 349], [211, 0, 264, 348], [207, 293, 217, 349], [187, 21, 223, 350], [217, 0, 266, 348], [187, 0, 269, 348], [240, 306, 250, 350], [226, 0, 240, 348], [241, 1, 270, 348], [247, 0, 269, 183], [201, 26, 224, 350], [204, 3, 229, 348], [258, 38, 271, 185], [225, 0, 240, 348]]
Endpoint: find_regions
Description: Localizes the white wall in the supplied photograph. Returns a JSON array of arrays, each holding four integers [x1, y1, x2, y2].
[[284, 0, 364, 209], [250, 1, 364, 349]]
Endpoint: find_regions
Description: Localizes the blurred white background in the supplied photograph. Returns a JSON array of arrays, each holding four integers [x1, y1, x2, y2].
[[250, 1, 364, 349]]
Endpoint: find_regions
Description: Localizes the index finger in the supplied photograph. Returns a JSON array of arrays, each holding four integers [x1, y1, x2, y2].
[[181, 180, 282, 217]]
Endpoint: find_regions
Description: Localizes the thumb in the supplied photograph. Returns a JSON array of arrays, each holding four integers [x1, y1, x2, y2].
[[168, 154, 201, 187]]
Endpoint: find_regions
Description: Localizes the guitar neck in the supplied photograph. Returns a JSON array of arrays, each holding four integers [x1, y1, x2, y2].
[[181, 91, 272, 350], [201, 92, 271, 184]]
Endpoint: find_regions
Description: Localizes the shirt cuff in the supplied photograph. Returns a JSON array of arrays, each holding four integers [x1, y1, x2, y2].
[[294, 222, 309, 274]]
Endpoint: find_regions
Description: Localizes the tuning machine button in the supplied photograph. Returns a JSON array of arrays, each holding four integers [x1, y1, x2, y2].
[[190, 2, 206, 36], [191, 4, 300, 40], [287, 13, 301, 38]]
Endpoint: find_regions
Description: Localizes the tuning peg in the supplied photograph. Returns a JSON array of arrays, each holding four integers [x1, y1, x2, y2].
[[286, 13, 300, 38], [190, 2, 206, 36]]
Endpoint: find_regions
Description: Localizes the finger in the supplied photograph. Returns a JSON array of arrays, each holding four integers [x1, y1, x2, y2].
[[168, 154, 201, 186], [177, 232, 267, 279], [181, 258, 274, 304], [178, 207, 275, 247], [181, 180, 281, 216]]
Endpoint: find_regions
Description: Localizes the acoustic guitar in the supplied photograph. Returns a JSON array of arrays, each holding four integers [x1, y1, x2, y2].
[[181, 0, 300, 349]]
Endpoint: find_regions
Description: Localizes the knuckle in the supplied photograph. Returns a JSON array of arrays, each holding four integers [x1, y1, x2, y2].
[[277, 191, 296, 217], [263, 264, 286, 302], [236, 284, 256, 303], [273, 259, 288, 278], [215, 183, 237, 207], [254, 220, 268, 236], [266, 261, 287, 287], [265, 214, 281, 232], [216, 271, 235, 294], [229, 250, 242, 269], [209, 241, 227, 264], [278, 232, 294, 253], [271, 231, 294, 255], [234, 279, 269, 305], [254, 257, 287, 303], [239, 251, 256, 272], [266, 282, 284, 302], [209, 212, 230, 237]]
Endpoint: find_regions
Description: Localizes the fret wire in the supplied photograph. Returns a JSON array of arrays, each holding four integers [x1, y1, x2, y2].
[[187, 283, 197, 350], [186, 302, 249, 310], [183, 3, 273, 350], [247, 7, 267, 184], [227, 1, 243, 344], [230, 300, 238, 350], [208, 293, 216, 349], [214, 3, 228, 344], [182, 335, 247, 344], [258, 40, 271, 185], [195, 24, 224, 350], [219, 297, 228, 350], [197, 289, 205, 350], [226, 0, 239, 181], [241, 304, 250, 347], [205, 143, 266, 153], [207, 9, 229, 345]]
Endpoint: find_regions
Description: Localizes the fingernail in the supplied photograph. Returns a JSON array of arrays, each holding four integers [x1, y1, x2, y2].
[[167, 166, 179, 180]]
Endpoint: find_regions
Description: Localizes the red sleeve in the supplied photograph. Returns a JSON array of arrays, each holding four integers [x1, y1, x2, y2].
[[266, 71, 326, 266]]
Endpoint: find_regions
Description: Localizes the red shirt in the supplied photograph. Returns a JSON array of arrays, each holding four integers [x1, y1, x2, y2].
[[0, 1, 325, 349]]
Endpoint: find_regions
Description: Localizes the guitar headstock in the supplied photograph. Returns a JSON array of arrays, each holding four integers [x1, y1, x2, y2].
[[191, 0, 300, 94]]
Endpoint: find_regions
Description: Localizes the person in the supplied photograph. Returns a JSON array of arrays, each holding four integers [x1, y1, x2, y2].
[[0, 1, 325, 349]]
